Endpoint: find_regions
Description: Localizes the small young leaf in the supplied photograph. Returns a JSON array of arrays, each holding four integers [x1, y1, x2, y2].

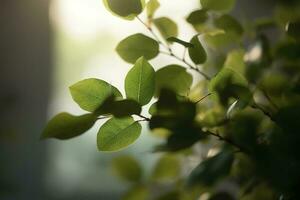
[[125, 57, 155, 105], [116, 33, 159, 63], [111, 155, 142, 182], [167, 37, 194, 48], [155, 65, 193, 96], [153, 17, 178, 41], [103, 0, 145, 20], [41, 113, 97, 140], [146, 0, 160, 19], [200, 0, 236, 12], [188, 35, 207, 64], [70, 78, 122, 112], [97, 117, 142, 151]]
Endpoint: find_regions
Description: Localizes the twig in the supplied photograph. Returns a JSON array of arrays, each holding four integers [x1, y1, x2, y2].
[[195, 93, 212, 104], [136, 114, 150, 121], [205, 131, 248, 154], [160, 50, 211, 80], [136, 16, 211, 80]]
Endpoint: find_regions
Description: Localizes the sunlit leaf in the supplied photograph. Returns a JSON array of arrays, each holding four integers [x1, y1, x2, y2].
[[125, 57, 155, 105], [97, 117, 142, 151], [70, 78, 122, 112], [41, 113, 97, 140], [188, 35, 207, 64], [153, 17, 178, 41], [116, 33, 159, 63], [103, 0, 145, 20], [112, 155, 142, 182], [155, 65, 193, 96], [146, 0, 160, 19]]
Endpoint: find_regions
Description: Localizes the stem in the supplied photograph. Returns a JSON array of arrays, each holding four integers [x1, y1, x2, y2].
[[97, 116, 109, 120], [205, 131, 248, 154], [136, 114, 150, 121], [136, 16, 170, 52], [160, 51, 211, 80], [251, 103, 274, 121], [136, 16, 211, 81], [195, 93, 212, 104], [262, 89, 278, 110]]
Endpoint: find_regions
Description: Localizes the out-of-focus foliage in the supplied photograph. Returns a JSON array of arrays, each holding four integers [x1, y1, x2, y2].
[[42, 0, 300, 199]]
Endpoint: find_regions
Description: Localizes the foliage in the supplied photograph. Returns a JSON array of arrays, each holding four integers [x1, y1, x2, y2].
[[42, 0, 300, 199]]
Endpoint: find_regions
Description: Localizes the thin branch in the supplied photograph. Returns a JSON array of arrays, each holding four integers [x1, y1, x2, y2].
[[195, 93, 212, 104], [205, 131, 248, 154], [135, 114, 150, 121], [262, 89, 278, 110], [136, 16, 211, 80], [97, 116, 109, 120], [136, 16, 170, 52], [251, 103, 274, 121], [160, 50, 211, 80]]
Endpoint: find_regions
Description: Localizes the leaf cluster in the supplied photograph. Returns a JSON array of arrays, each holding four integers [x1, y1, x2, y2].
[[42, 0, 300, 199]]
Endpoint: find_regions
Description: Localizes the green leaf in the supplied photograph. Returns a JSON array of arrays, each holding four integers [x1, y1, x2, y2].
[[148, 102, 158, 115], [188, 149, 234, 186], [209, 68, 250, 106], [70, 78, 122, 112], [188, 35, 207, 64], [204, 15, 243, 49], [155, 65, 193, 96], [153, 17, 178, 41], [187, 9, 208, 25], [123, 185, 149, 200], [98, 96, 142, 118], [167, 37, 194, 48], [186, 9, 209, 32], [224, 49, 246, 75], [116, 33, 159, 63], [103, 0, 145, 20], [146, 0, 160, 19], [151, 154, 181, 182], [214, 14, 243, 36], [125, 57, 155, 105], [41, 112, 97, 140], [200, 0, 236, 12], [111, 155, 142, 182], [97, 117, 142, 151]]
